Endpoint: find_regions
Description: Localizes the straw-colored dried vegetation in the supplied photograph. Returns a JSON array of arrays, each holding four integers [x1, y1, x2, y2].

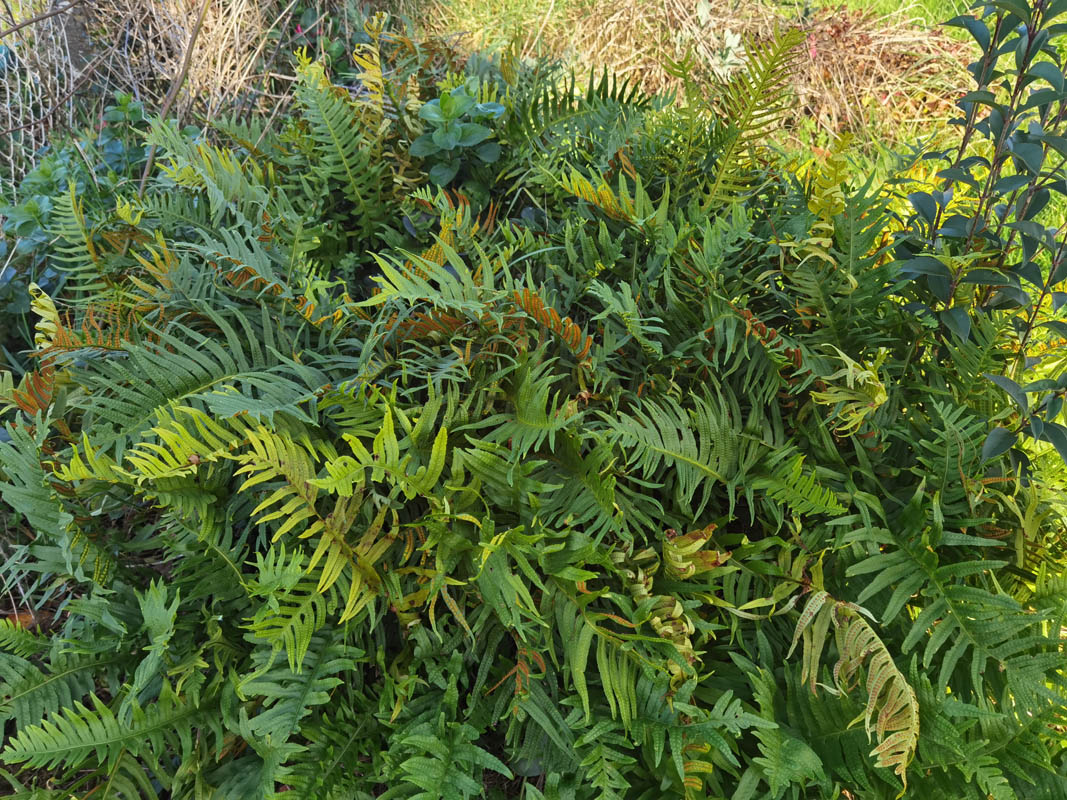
[[2, 0, 968, 198]]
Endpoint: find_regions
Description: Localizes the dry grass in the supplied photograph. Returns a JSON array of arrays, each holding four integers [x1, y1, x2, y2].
[[1, 0, 971, 200], [0, 0, 346, 199], [81, 0, 314, 120], [418, 0, 971, 152], [1, 0, 96, 198]]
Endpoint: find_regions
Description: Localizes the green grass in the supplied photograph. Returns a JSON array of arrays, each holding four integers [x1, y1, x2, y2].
[[821, 0, 969, 26]]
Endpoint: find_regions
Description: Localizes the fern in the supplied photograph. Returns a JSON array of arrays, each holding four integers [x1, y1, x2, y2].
[[752, 452, 846, 518], [1, 650, 119, 733], [4, 17, 1066, 799], [0, 688, 211, 771], [603, 390, 743, 515], [703, 29, 803, 208], [383, 718, 513, 800], [245, 547, 330, 673], [292, 51, 388, 241], [789, 592, 920, 795], [239, 628, 361, 747]]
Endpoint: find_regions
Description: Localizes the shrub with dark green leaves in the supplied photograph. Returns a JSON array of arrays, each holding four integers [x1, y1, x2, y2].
[[0, 5, 1065, 799]]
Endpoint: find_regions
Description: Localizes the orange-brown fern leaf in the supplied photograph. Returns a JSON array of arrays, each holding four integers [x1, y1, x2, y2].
[[391, 311, 468, 342], [512, 288, 594, 361], [606, 148, 638, 182], [257, 210, 275, 245], [11, 365, 56, 417], [472, 200, 499, 237], [560, 169, 636, 224], [46, 303, 141, 353], [214, 257, 286, 297], [291, 294, 349, 328]]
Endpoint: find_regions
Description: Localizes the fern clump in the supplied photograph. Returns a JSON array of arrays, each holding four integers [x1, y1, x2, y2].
[[0, 5, 1066, 799]]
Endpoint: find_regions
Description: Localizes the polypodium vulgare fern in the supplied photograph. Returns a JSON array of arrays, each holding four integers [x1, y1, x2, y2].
[[789, 591, 920, 795], [702, 28, 804, 209], [1, 7, 1066, 799]]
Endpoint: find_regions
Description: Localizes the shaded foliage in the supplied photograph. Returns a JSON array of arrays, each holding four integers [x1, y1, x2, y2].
[[0, 4, 1066, 799]]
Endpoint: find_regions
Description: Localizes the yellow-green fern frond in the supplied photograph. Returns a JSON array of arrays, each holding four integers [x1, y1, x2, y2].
[[704, 28, 803, 209], [123, 405, 252, 482], [28, 283, 61, 350], [352, 13, 387, 130], [789, 592, 919, 796], [810, 346, 889, 436]]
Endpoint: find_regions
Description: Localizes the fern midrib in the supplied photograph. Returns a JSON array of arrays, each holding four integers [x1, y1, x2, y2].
[[7, 700, 203, 760], [308, 88, 366, 209], [2, 655, 124, 708]]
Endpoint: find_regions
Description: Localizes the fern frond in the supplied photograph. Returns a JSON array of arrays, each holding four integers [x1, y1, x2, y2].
[[0, 689, 208, 771], [752, 453, 845, 517], [45, 182, 107, 296], [844, 521, 1056, 709], [1, 651, 119, 733], [245, 547, 329, 672], [144, 121, 270, 225], [0, 422, 88, 579], [292, 50, 386, 238], [76, 317, 322, 453], [588, 281, 667, 357], [472, 359, 577, 457], [663, 524, 730, 579], [604, 391, 740, 514], [789, 592, 920, 795], [239, 628, 361, 744], [704, 29, 803, 208], [236, 427, 325, 541], [0, 621, 47, 660], [512, 287, 594, 361]]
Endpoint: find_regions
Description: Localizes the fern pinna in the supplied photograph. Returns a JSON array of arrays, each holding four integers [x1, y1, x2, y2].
[[1, 7, 1066, 800]]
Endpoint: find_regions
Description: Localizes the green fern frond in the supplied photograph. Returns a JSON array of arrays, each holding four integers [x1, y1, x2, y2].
[[76, 317, 322, 454], [236, 426, 328, 540], [0, 422, 74, 545], [603, 391, 740, 514], [0, 688, 208, 772], [1, 651, 120, 733], [703, 29, 803, 208], [472, 359, 577, 457], [588, 281, 667, 357], [752, 453, 845, 518], [45, 182, 109, 297], [386, 718, 513, 800], [239, 629, 362, 743], [245, 547, 329, 672], [844, 520, 1056, 707], [745, 665, 826, 796], [0, 621, 46, 660], [292, 51, 387, 238], [0, 422, 113, 583], [144, 120, 271, 225]]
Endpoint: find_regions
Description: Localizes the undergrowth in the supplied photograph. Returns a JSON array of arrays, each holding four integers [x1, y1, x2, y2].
[[0, 2, 1065, 798]]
